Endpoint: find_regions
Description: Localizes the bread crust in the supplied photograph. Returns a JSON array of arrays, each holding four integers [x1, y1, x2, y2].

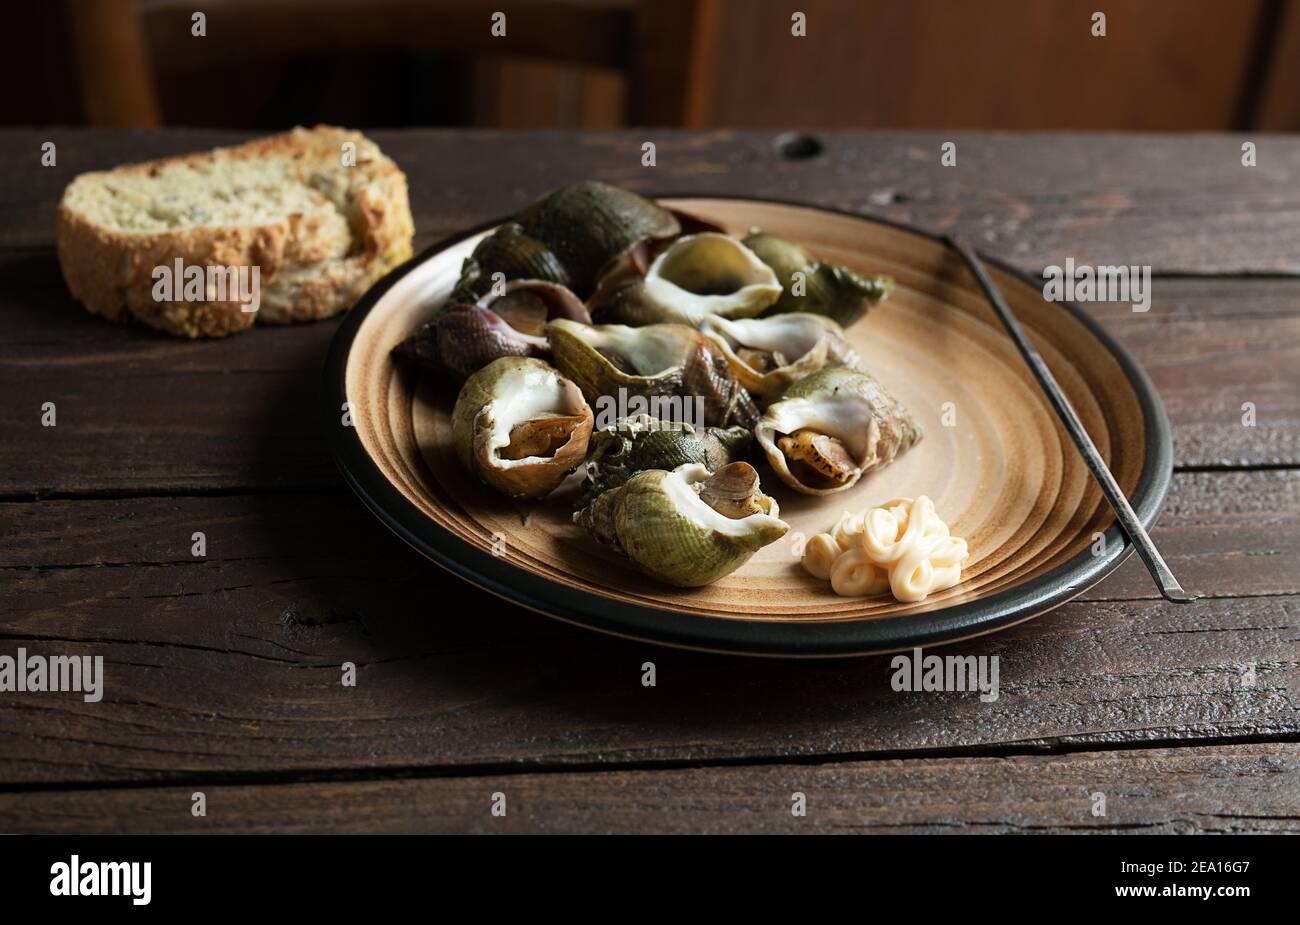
[[56, 126, 415, 338]]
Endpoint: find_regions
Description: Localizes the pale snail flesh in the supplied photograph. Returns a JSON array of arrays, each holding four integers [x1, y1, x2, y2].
[[701, 312, 861, 402], [451, 356, 595, 499], [755, 367, 922, 495]]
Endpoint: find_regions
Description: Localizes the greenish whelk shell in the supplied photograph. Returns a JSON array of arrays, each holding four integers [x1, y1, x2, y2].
[[575, 463, 788, 587], [546, 318, 760, 429], [451, 182, 680, 303], [580, 414, 752, 505], [515, 181, 681, 298], [755, 367, 923, 495], [743, 231, 893, 327]]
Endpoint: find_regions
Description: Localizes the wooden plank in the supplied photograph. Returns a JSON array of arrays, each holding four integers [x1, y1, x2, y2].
[[1253, 0, 1300, 130], [3, 470, 1295, 595], [0, 252, 1294, 494], [704, 0, 1264, 133], [70, 0, 161, 128], [631, 0, 719, 126], [473, 59, 626, 129], [0, 470, 1295, 785], [2, 129, 1299, 274], [1088, 280, 1300, 468], [3, 744, 1295, 834], [1085, 470, 1300, 600]]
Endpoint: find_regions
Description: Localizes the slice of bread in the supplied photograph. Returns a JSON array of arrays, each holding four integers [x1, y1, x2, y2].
[[57, 126, 415, 337]]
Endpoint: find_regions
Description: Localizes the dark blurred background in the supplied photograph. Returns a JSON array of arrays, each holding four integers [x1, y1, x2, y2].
[[9, 0, 1300, 131]]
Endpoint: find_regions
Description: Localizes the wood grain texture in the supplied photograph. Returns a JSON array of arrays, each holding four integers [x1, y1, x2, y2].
[[3, 130, 1299, 273], [1, 471, 1295, 785], [0, 129, 1295, 830], [4, 744, 1296, 834]]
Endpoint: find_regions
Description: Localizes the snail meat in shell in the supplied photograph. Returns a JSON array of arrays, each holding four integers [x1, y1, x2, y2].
[[589, 232, 782, 327], [546, 318, 760, 429], [743, 231, 893, 328], [575, 462, 788, 587], [451, 357, 594, 499], [701, 312, 861, 402], [580, 413, 752, 505], [755, 367, 922, 495]]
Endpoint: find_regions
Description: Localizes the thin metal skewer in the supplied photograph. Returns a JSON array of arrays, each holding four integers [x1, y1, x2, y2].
[[945, 235, 1196, 603]]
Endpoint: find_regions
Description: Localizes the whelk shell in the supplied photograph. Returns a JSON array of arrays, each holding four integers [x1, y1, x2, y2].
[[451, 357, 594, 499], [755, 367, 923, 495], [580, 413, 751, 505], [575, 462, 788, 587], [513, 181, 681, 298], [546, 318, 760, 428], [589, 233, 782, 327], [743, 231, 893, 328], [395, 279, 590, 381], [701, 312, 860, 402]]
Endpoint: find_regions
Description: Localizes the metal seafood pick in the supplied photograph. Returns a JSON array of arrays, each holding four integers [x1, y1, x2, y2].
[[946, 235, 1196, 603]]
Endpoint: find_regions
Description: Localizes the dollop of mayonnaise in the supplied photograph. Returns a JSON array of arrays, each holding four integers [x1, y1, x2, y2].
[[800, 496, 967, 602]]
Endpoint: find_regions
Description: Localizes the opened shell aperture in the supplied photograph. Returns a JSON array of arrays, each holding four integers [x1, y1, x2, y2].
[[701, 312, 860, 402], [755, 367, 923, 495], [575, 462, 789, 587], [451, 357, 595, 500], [546, 318, 760, 429], [590, 233, 782, 326]]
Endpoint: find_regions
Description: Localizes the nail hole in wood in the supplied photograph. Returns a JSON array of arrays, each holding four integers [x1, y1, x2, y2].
[[775, 133, 823, 160]]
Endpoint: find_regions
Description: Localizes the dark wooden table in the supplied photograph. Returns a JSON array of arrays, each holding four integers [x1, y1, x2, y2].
[[1, 130, 1297, 834]]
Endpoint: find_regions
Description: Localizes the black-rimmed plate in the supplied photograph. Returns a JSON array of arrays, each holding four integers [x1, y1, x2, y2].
[[324, 197, 1171, 656]]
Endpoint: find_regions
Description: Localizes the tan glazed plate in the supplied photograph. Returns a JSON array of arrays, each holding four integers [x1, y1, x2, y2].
[[325, 197, 1172, 656]]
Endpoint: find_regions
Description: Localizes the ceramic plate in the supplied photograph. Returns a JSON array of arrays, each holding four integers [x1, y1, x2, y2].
[[325, 197, 1171, 656]]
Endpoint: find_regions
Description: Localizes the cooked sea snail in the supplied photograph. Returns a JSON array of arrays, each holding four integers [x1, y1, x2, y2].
[[575, 462, 788, 587], [395, 279, 591, 380], [580, 413, 752, 504], [701, 313, 860, 402], [546, 318, 760, 429], [453, 181, 681, 303], [588, 232, 782, 327], [451, 357, 595, 499], [755, 367, 922, 495], [449, 222, 573, 305], [742, 232, 893, 327]]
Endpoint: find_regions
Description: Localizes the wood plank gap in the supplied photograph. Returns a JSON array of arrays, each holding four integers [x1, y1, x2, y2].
[[1174, 462, 1300, 474], [0, 484, 348, 503], [3, 730, 1298, 796]]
